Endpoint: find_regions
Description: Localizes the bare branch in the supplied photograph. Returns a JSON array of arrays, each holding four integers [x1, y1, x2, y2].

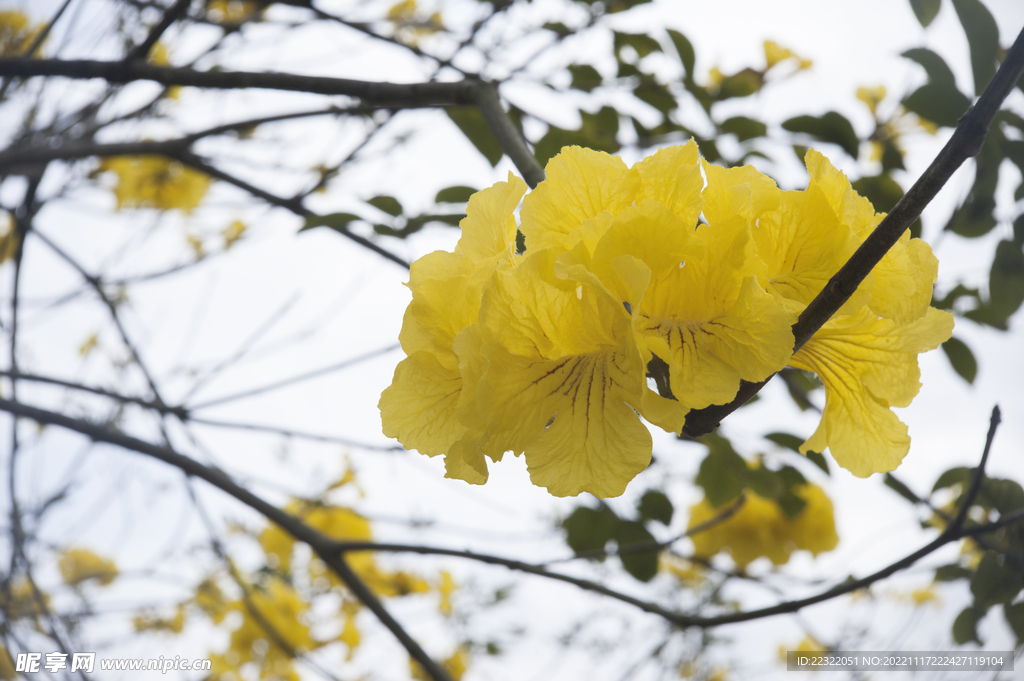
[[0, 397, 453, 681]]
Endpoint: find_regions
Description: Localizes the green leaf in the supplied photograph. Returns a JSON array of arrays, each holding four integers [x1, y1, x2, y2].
[[720, 116, 767, 141], [932, 466, 972, 493], [695, 433, 747, 506], [367, 195, 403, 217], [852, 173, 905, 213], [880, 140, 905, 172], [970, 551, 1024, 610], [946, 145, 1000, 237], [805, 451, 830, 474], [777, 465, 807, 489], [989, 240, 1024, 320], [777, 490, 808, 518], [910, 0, 941, 27], [613, 520, 659, 582], [952, 0, 999, 94], [905, 83, 972, 128], [299, 212, 362, 232], [883, 474, 922, 504], [941, 337, 978, 384], [901, 49, 971, 127], [637, 489, 674, 525], [542, 22, 572, 38], [435, 186, 477, 204], [616, 60, 642, 78], [953, 606, 983, 644], [715, 67, 763, 100], [562, 506, 619, 556], [447, 106, 503, 166], [934, 563, 973, 582], [613, 31, 662, 60], [1006, 602, 1024, 644], [568, 64, 602, 92], [634, 78, 676, 113], [667, 29, 695, 76], [980, 478, 1024, 515], [1015, 215, 1024, 248], [765, 432, 804, 453], [902, 47, 959, 88], [932, 283, 982, 311], [746, 466, 783, 499], [605, 0, 653, 13], [782, 112, 860, 158]]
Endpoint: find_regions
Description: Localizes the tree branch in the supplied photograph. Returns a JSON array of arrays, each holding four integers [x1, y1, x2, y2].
[[126, 0, 192, 61], [681, 25, 1024, 438], [0, 59, 546, 188], [0, 397, 453, 681]]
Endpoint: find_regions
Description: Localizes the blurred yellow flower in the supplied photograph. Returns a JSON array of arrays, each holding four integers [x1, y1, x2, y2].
[[411, 647, 470, 681], [0, 11, 43, 57], [688, 484, 838, 568], [58, 547, 119, 587], [98, 155, 210, 212]]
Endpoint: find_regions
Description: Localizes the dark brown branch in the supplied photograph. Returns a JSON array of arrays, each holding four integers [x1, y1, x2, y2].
[[474, 81, 544, 188], [0, 397, 453, 681], [948, 406, 1001, 533], [126, 0, 192, 61], [682, 25, 1024, 438], [1, 397, 1019, 632], [0, 58, 480, 106], [0, 59, 545, 188]]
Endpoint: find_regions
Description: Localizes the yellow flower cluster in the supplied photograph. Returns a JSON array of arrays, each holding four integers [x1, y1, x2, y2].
[[58, 547, 119, 587], [98, 155, 210, 212], [380, 143, 952, 497], [689, 485, 838, 568]]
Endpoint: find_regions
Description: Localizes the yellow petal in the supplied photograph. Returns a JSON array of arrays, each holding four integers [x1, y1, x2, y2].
[[379, 351, 466, 456], [476, 250, 650, 497], [632, 141, 704, 224], [791, 306, 954, 476], [520, 146, 639, 253], [455, 172, 527, 265]]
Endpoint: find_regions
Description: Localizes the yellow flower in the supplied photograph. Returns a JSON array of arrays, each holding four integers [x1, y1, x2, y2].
[[338, 602, 361, 659], [0, 212, 19, 264], [98, 155, 210, 212], [133, 603, 186, 633], [756, 151, 952, 476], [0, 578, 50, 620], [474, 247, 652, 498], [0, 646, 15, 681], [379, 173, 527, 481], [778, 635, 827, 662], [206, 0, 261, 24], [58, 548, 119, 586], [0, 11, 43, 57], [438, 570, 456, 616], [688, 484, 838, 568], [386, 0, 444, 46], [222, 219, 247, 248], [857, 86, 887, 116], [764, 40, 812, 71]]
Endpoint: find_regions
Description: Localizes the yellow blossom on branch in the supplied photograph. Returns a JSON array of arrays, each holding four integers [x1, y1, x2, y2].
[[381, 142, 952, 496], [0, 11, 44, 57], [58, 547, 119, 586], [98, 155, 211, 212], [688, 484, 838, 568]]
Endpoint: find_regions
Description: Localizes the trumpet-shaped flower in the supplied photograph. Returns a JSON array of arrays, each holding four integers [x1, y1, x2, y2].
[[755, 151, 952, 475]]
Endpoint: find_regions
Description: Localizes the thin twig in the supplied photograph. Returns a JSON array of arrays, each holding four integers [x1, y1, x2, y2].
[[947, 405, 1001, 534]]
